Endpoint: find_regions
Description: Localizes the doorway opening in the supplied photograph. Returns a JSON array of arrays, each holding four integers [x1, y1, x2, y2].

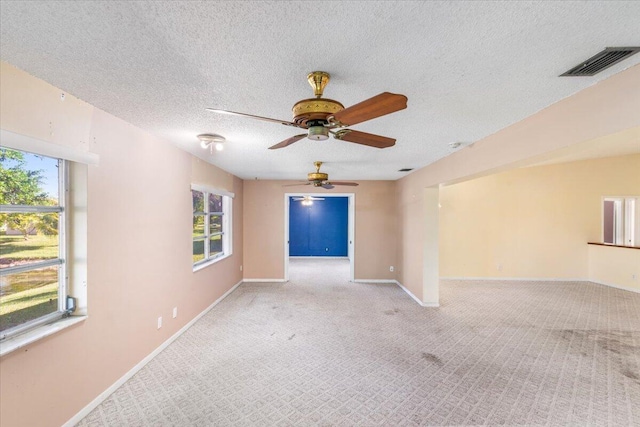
[[284, 193, 355, 282]]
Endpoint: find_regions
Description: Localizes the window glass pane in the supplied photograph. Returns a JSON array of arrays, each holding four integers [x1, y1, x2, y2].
[[0, 213, 59, 269], [192, 190, 231, 266], [192, 190, 204, 213], [209, 235, 222, 258], [193, 215, 205, 237], [0, 265, 59, 332], [209, 214, 223, 234], [0, 148, 59, 206], [603, 200, 615, 244], [624, 198, 637, 246], [209, 194, 223, 213], [193, 239, 205, 263]]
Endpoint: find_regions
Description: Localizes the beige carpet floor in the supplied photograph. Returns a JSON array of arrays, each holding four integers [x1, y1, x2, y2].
[[78, 258, 640, 426]]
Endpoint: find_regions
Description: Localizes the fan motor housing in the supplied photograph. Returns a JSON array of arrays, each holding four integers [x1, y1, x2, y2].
[[292, 98, 344, 126], [308, 172, 328, 182]]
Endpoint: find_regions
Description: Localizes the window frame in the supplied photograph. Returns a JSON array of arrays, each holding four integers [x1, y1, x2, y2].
[[0, 130, 94, 357], [192, 185, 233, 271], [0, 152, 68, 341], [602, 196, 639, 247]]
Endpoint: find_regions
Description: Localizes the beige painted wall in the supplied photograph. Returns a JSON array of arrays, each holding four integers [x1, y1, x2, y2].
[[588, 244, 640, 292], [422, 188, 439, 305], [0, 62, 243, 427], [396, 65, 640, 299], [396, 178, 424, 299], [243, 180, 397, 281], [439, 154, 640, 279]]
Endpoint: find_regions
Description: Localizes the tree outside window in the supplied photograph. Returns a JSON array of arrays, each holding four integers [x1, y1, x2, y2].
[[192, 187, 232, 269], [0, 148, 65, 337]]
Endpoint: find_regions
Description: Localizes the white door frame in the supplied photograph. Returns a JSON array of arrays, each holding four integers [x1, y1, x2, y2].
[[284, 192, 355, 282]]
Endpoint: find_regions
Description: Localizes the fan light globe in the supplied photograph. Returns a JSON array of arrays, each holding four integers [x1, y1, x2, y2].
[[308, 126, 329, 141]]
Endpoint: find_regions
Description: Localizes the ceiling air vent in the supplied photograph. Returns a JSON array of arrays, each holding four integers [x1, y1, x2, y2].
[[560, 47, 640, 76], [398, 168, 413, 172]]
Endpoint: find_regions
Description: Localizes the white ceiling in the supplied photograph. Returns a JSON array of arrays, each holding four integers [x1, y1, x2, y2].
[[1, 1, 639, 181]]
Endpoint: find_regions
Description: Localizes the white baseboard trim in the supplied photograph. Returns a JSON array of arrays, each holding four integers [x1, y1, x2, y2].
[[441, 276, 588, 282], [353, 279, 396, 284], [441, 276, 640, 294], [422, 302, 440, 307], [394, 280, 435, 307], [63, 279, 243, 427], [352, 279, 438, 307], [242, 278, 287, 283], [589, 280, 640, 294]]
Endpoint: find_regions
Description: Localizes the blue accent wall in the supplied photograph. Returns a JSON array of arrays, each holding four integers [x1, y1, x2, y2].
[[289, 197, 348, 256]]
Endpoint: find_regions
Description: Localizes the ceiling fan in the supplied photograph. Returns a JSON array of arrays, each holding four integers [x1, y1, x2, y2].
[[292, 195, 325, 202], [207, 71, 407, 150], [286, 161, 359, 189]]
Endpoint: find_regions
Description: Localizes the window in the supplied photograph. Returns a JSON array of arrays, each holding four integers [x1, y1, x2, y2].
[[0, 130, 93, 355], [192, 185, 233, 269], [603, 196, 639, 247], [0, 148, 69, 340]]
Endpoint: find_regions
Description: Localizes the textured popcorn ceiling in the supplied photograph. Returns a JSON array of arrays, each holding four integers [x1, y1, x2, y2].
[[1, 1, 639, 181]]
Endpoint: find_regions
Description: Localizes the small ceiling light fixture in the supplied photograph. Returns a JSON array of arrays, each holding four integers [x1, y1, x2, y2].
[[197, 133, 226, 153], [301, 199, 313, 206]]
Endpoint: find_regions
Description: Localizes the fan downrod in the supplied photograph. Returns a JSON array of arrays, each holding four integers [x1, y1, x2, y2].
[[308, 71, 330, 98], [292, 73, 344, 126]]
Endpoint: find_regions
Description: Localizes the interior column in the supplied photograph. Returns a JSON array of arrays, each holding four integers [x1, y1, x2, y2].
[[422, 186, 440, 307]]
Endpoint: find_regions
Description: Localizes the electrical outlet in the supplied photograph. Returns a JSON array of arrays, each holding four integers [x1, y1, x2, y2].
[[632, 273, 637, 281], [157, 316, 162, 329], [497, 263, 503, 271], [172, 307, 178, 318], [390, 266, 394, 272], [240, 265, 243, 271]]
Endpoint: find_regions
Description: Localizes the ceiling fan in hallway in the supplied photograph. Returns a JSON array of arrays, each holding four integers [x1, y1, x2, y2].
[[207, 71, 407, 150], [292, 195, 325, 202], [293, 195, 325, 206], [285, 161, 358, 189]]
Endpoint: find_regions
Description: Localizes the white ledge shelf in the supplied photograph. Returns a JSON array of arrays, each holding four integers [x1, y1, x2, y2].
[[0, 315, 87, 357]]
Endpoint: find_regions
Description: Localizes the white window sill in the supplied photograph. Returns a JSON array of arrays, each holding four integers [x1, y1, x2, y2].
[[0, 315, 87, 357], [193, 253, 232, 272]]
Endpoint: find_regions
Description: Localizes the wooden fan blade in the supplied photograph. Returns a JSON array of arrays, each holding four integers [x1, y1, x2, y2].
[[334, 129, 395, 149], [331, 92, 407, 126], [326, 181, 359, 187], [269, 134, 307, 150], [206, 108, 304, 128], [283, 182, 311, 187]]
